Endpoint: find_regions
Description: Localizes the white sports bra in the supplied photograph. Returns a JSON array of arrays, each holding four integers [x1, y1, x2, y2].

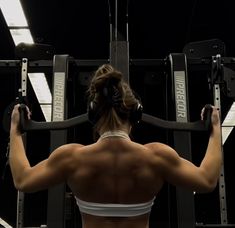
[[75, 196, 155, 217]]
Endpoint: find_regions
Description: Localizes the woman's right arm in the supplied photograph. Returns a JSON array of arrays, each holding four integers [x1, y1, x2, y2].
[[148, 106, 222, 193], [197, 106, 222, 190]]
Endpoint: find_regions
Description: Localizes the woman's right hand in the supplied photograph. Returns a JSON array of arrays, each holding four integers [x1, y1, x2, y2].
[[11, 104, 31, 134], [201, 105, 221, 130]]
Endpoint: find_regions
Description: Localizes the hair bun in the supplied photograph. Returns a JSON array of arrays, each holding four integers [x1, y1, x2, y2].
[[89, 64, 124, 104], [95, 64, 114, 76], [104, 71, 122, 87], [93, 70, 122, 92]]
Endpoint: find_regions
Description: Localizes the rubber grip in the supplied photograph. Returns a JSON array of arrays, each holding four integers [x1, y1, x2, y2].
[[203, 104, 213, 132], [18, 104, 28, 133]]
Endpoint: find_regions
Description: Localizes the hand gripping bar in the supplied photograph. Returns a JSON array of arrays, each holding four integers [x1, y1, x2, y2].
[[19, 104, 212, 132]]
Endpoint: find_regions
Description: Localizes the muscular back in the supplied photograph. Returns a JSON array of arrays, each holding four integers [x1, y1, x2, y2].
[[67, 138, 164, 204]]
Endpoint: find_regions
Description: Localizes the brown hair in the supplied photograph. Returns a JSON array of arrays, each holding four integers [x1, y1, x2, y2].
[[88, 64, 140, 134]]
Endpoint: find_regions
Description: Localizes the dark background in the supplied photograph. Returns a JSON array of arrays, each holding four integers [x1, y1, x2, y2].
[[0, 0, 235, 227]]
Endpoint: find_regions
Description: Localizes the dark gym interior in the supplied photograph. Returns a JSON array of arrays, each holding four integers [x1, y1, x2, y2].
[[0, 1, 235, 227]]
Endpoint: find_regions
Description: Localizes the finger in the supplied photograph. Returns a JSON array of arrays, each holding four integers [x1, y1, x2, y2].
[[14, 104, 21, 110], [200, 107, 205, 120], [25, 106, 32, 119], [211, 106, 219, 114], [11, 104, 20, 116]]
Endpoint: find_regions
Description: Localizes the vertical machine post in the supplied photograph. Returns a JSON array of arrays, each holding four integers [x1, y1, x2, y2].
[[169, 53, 195, 228], [16, 58, 28, 228], [47, 55, 69, 228], [212, 55, 228, 225], [109, 0, 129, 83]]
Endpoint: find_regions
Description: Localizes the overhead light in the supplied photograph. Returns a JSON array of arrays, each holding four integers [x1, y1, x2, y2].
[[10, 29, 34, 46], [0, 217, 12, 228], [0, 0, 28, 26], [0, 0, 34, 45], [28, 73, 52, 104], [28, 73, 52, 122], [0, 0, 52, 121], [222, 102, 235, 127], [222, 126, 233, 145], [222, 101, 235, 144]]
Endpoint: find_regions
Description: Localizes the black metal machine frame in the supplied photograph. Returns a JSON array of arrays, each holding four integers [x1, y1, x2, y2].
[[1, 0, 235, 227], [2, 53, 235, 228]]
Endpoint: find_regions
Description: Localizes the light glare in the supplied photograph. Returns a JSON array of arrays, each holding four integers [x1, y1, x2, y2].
[[0, 0, 28, 26], [10, 29, 34, 45]]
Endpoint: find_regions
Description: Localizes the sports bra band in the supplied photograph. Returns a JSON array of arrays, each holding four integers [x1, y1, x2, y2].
[[75, 196, 155, 217]]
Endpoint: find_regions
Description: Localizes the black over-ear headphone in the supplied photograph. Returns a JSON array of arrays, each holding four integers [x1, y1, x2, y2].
[[87, 94, 143, 125], [87, 100, 100, 125], [129, 100, 143, 125]]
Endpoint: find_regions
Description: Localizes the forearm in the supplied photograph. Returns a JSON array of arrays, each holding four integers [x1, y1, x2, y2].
[[200, 125, 222, 186], [9, 129, 31, 188]]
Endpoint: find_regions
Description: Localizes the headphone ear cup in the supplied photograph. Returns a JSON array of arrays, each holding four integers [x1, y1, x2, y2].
[[130, 101, 143, 124], [88, 101, 98, 125]]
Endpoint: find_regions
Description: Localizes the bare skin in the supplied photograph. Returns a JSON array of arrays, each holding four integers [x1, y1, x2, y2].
[[9, 104, 222, 228]]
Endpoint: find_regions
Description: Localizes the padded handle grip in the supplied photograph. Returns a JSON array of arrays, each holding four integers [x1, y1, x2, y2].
[[18, 104, 28, 133], [203, 104, 213, 132]]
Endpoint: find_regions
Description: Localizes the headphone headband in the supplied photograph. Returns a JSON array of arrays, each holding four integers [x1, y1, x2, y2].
[[87, 93, 143, 125]]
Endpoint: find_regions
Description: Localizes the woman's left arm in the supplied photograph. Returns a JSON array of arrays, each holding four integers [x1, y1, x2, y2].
[[9, 104, 80, 192]]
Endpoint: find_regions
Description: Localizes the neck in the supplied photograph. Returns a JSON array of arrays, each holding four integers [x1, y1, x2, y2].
[[99, 130, 130, 141]]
